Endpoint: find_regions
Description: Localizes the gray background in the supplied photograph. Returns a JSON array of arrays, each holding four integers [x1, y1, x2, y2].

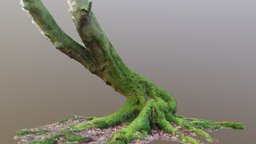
[[0, 0, 255, 143]]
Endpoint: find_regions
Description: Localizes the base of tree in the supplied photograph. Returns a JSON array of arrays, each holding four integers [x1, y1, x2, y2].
[[18, 1, 244, 143], [14, 115, 242, 144]]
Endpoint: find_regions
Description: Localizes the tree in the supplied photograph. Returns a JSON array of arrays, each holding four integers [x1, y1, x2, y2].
[[20, 0, 243, 143]]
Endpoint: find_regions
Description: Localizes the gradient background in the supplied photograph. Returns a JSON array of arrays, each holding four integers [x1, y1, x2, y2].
[[0, 0, 255, 143]]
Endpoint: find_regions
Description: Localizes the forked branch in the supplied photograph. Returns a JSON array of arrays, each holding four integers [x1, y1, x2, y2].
[[68, 0, 128, 74], [21, 0, 96, 71]]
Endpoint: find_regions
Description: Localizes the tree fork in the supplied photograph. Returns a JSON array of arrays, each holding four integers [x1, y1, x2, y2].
[[20, 0, 244, 144]]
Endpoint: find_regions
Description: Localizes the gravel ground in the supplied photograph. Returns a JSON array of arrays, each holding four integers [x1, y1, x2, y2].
[[14, 116, 202, 144]]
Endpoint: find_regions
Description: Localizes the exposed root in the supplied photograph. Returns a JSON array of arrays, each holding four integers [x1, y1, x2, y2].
[[168, 115, 244, 144], [108, 101, 153, 144], [86, 98, 243, 144], [182, 116, 244, 130], [65, 99, 244, 144], [75, 102, 139, 130], [181, 135, 201, 144], [172, 116, 214, 143], [158, 118, 177, 135], [17, 100, 243, 144]]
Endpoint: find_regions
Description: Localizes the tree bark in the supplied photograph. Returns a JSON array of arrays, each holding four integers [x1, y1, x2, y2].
[[20, 0, 244, 144]]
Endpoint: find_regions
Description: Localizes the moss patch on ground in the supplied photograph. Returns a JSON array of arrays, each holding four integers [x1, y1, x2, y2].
[[16, 129, 48, 136]]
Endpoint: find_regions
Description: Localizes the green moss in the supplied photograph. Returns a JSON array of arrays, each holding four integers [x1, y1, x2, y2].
[[108, 101, 153, 144], [65, 134, 89, 143], [189, 127, 213, 143], [158, 118, 177, 134], [16, 129, 31, 136], [108, 130, 147, 144], [57, 127, 81, 136], [31, 138, 57, 144], [30, 130, 92, 144], [74, 102, 139, 131], [183, 117, 244, 131], [187, 119, 221, 130], [181, 136, 201, 144], [16, 129, 48, 136], [219, 121, 244, 129]]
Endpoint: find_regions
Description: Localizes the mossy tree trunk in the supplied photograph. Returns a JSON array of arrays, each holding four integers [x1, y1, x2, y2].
[[21, 0, 243, 143]]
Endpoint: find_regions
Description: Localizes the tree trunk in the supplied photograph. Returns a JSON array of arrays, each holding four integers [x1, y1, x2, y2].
[[20, 0, 243, 143]]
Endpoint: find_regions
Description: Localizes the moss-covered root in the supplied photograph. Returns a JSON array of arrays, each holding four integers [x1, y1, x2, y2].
[[24, 105, 243, 144], [182, 116, 244, 130], [103, 99, 243, 144], [171, 116, 244, 144], [20, 98, 243, 144], [181, 135, 201, 144], [173, 115, 244, 131], [107, 101, 153, 144], [75, 102, 138, 130]]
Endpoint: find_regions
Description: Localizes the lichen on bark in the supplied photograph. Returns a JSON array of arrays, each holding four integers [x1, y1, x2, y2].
[[18, 0, 244, 144]]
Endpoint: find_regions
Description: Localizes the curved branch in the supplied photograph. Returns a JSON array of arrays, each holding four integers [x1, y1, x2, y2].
[[21, 0, 96, 71]]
